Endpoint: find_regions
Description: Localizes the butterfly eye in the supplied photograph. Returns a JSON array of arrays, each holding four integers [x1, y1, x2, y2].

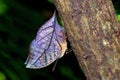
[[25, 11, 67, 69]]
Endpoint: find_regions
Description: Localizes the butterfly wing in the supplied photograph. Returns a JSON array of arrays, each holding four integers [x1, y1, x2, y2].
[[25, 12, 67, 69], [55, 20, 67, 58], [31, 30, 62, 68]]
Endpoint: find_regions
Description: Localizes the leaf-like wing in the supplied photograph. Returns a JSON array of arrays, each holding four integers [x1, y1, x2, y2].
[[25, 12, 67, 69]]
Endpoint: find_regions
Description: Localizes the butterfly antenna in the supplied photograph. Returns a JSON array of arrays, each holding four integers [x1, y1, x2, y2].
[[52, 58, 59, 71]]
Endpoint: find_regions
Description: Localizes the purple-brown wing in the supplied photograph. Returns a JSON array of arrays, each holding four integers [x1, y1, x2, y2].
[[25, 12, 67, 69]]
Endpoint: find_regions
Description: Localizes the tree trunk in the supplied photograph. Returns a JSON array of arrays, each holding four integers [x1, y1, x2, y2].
[[54, 0, 120, 80]]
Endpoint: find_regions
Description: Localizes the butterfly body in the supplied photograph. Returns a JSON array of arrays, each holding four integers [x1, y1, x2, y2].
[[25, 12, 67, 69]]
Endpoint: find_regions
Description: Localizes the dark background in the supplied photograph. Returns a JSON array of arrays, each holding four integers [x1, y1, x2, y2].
[[0, 0, 120, 80]]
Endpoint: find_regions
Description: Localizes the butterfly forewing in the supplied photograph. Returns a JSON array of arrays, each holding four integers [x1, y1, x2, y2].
[[25, 12, 67, 69]]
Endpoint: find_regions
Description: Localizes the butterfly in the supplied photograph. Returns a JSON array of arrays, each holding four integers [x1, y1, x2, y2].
[[25, 11, 67, 69]]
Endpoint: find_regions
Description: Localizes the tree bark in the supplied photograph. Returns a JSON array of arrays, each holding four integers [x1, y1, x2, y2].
[[54, 0, 120, 80]]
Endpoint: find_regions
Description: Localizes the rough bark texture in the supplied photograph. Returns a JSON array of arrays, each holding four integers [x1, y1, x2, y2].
[[54, 0, 120, 80]]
